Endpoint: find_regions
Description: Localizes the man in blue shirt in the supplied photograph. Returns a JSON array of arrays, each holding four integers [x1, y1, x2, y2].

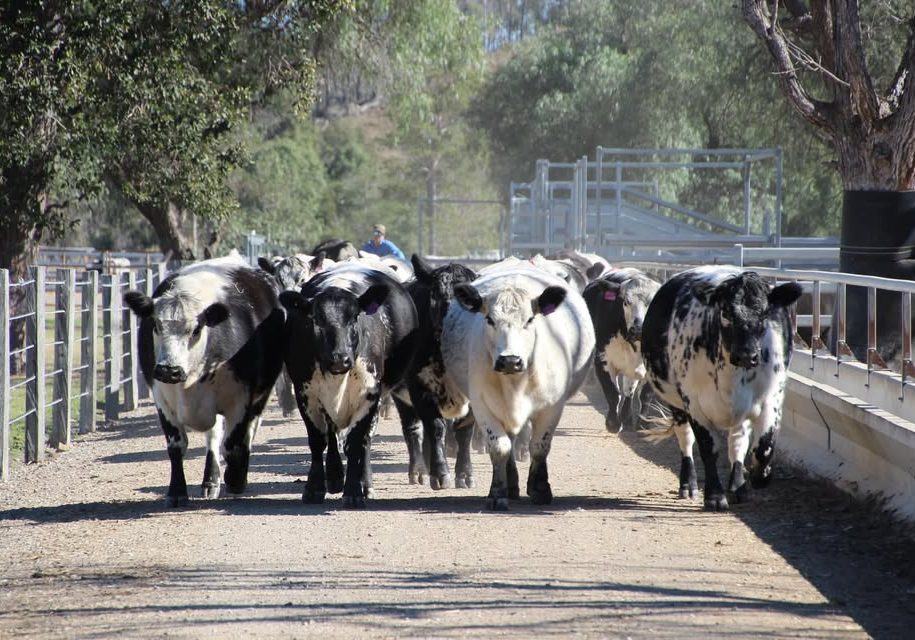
[[361, 223, 405, 260]]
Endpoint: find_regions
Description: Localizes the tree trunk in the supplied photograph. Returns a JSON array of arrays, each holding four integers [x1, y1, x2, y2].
[[134, 200, 197, 264]]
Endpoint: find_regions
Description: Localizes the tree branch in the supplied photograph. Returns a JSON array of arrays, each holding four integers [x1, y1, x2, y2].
[[832, 0, 880, 123], [886, 14, 915, 116], [740, 0, 832, 130]]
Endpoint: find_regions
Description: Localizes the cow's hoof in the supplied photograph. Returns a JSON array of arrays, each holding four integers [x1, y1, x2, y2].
[[704, 494, 729, 511], [750, 466, 773, 489], [679, 482, 699, 499], [605, 415, 622, 433], [363, 486, 374, 499], [343, 494, 367, 509], [430, 474, 453, 490], [455, 473, 475, 489], [408, 471, 425, 485], [529, 484, 553, 505], [164, 494, 189, 508], [201, 483, 220, 499], [486, 496, 509, 511], [733, 483, 751, 503], [302, 487, 326, 504], [326, 477, 344, 494]]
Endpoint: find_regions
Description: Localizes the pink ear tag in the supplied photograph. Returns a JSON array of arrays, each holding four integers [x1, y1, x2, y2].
[[603, 291, 617, 301], [364, 302, 380, 315], [541, 303, 556, 316]]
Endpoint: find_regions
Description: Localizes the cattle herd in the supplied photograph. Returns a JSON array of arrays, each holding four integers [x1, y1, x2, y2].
[[124, 241, 801, 512]]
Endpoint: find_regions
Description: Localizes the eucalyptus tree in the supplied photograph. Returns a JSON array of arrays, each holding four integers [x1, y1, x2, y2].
[[741, 0, 915, 357], [0, 0, 349, 274]]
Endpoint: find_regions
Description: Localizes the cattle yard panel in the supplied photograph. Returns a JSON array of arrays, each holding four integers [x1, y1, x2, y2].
[[0, 265, 164, 481]]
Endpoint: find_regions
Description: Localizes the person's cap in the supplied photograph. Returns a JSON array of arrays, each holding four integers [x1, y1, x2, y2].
[[372, 223, 386, 235]]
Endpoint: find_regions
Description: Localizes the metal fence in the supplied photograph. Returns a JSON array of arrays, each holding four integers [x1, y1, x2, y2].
[[0, 264, 166, 481]]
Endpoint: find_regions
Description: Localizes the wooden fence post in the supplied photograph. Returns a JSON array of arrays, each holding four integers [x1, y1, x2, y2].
[[0, 269, 10, 480], [79, 270, 99, 434], [137, 268, 154, 401], [122, 271, 138, 412], [25, 266, 46, 462], [52, 269, 76, 449], [103, 274, 122, 422]]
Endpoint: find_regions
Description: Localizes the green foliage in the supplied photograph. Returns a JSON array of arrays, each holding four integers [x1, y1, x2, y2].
[[470, 0, 845, 236]]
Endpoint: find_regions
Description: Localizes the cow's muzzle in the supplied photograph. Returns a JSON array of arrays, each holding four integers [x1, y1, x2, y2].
[[626, 326, 642, 343], [153, 364, 187, 384], [729, 352, 759, 368], [327, 355, 353, 375], [494, 355, 524, 374]]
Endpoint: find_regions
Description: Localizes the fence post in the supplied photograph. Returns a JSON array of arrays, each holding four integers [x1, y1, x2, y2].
[[122, 271, 138, 411], [103, 274, 122, 422], [25, 266, 47, 463], [0, 270, 10, 480], [51, 269, 76, 449], [79, 270, 99, 434], [137, 268, 154, 400]]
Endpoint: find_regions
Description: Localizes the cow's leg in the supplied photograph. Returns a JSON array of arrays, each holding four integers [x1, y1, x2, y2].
[[476, 407, 512, 511], [159, 409, 189, 507], [302, 414, 328, 503], [594, 360, 622, 432], [514, 420, 531, 462], [414, 399, 452, 490], [748, 391, 784, 490], [201, 415, 224, 499], [506, 435, 520, 499], [727, 419, 753, 503], [342, 401, 379, 508], [526, 405, 562, 505], [444, 419, 458, 458], [452, 413, 476, 489], [691, 420, 727, 511], [393, 396, 425, 485], [672, 410, 698, 499], [325, 430, 345, 494], [222, 404, 259, 495]]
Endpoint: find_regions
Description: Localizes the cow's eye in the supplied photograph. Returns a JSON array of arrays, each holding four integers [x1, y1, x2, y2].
[[524, 316, 535, 327], [720, 315, 732, 327], [485, 316, 495, 327]]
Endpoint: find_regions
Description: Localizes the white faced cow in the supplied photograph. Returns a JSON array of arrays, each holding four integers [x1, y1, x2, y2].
[[582, 267, 661, 432], [124, 258, 286, 506], [641, 266, 802, 511], [442, 265, 595, 510], [280, 263, 418, 507]]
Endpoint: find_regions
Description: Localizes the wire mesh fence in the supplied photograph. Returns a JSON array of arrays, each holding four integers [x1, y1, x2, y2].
[[0, 263, 165, 481]]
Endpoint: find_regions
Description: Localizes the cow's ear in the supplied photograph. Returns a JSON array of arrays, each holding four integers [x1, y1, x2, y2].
[[124, 291, 154, 318], [203, 303, 229, 327], [596, 280, 622, 302], [769, 281, 803, 308], [586, 263, 606, 280], [257, 257, 276, 275], [454, 284, 483, 313], [310, 251, 326, 273], [279, 291, 310, 313], [535, 286, 567, 316], [412, 254, 435, 285], [359, 284, 389, 316]]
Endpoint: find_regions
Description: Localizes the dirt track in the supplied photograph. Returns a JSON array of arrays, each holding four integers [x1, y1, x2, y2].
[[2, 389, 915, 639]]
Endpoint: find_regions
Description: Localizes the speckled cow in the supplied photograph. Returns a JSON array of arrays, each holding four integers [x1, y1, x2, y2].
[[641, 266, 802, 511]]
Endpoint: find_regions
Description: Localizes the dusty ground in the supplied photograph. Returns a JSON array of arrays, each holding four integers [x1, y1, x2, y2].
[[2, 389, 915, 639]]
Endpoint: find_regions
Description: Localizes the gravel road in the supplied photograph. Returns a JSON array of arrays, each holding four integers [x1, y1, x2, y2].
[[2, 390, 915, 639]]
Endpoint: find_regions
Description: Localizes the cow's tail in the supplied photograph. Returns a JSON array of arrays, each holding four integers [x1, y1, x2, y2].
[[639, 402, 675, 443]]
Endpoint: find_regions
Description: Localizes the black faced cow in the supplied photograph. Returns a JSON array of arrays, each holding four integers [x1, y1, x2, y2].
[[258, 252, 333, 416], [442, 265, 596, 510], [124, 256, 286, 506], [582, 268, 661, 432], [392, 255, 478, 489], [641, 266, 802, 510], [280, 263, 418, 507]]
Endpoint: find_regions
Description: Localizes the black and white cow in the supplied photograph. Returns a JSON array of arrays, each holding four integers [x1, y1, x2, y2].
[[393, 255, 478, 489], [124, 256, 286, 506], [258, 252, 334, 416], [312, 238, 360, 262], [441, 265, 595, 510], [582, 267, 661, 432], [280, 263, 418, 507], [641, 266, 802, 510]]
